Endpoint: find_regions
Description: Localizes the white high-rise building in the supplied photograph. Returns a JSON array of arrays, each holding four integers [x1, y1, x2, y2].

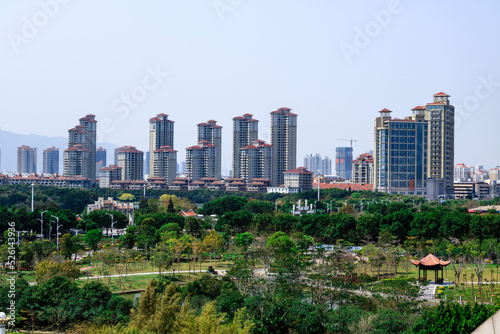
[[304, 153, 332, 176]]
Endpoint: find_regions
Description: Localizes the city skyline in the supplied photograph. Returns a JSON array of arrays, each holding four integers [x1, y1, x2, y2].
[[1, 2, 499, 172]]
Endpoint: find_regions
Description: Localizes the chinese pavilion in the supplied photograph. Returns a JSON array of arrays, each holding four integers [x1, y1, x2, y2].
[[411, 253, 450, 284]]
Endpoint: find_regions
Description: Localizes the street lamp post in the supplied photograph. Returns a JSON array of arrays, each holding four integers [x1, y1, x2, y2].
[[38, 210, 47, 239], [105, 213, 115, 240], [30, 183, 35, 212], [48, 221, 54, 241], [51, 215, 61, 252], [70, 229, 81, 236]]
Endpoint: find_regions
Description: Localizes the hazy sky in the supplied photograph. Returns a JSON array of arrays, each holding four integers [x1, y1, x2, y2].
[[1, 0, 499, 174]]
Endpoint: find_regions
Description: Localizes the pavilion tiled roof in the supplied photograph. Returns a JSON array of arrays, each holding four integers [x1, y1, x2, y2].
[[411, 253, 450, 267]]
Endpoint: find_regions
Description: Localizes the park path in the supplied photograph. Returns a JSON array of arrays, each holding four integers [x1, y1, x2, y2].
[[78, 269, 227, 280]]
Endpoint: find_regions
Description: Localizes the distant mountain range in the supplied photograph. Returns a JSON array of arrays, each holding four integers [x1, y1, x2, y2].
[[0, 129, 118, 173]]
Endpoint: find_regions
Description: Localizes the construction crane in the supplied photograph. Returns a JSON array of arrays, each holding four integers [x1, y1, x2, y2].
[[337, 137, 357, 148]]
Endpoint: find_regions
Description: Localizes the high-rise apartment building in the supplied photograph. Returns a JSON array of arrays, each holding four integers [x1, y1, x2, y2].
[[96, 147, 106, 173], [239, 140, 273, 183], [43, 146, 59, 174], [152, 146, 177, 184], [454, 163, 474, 182], [99, 165, 122, 188], [232, 114, 258, 179], [186, 141, 217, 181], [17, 145, 37, 173], [116, 146, 144, 181], [424, 93, 454, 194], [352, 153, 374, 185], [335, 147, 353, 179], [197, 120, 222, 179], [373, 108, 428, 195], [149, 114, 174, 174], [64, 144, 89, 177], [66, 114, 97, 184], [270, 107, 297, 186], [304, 154, 332, 176]]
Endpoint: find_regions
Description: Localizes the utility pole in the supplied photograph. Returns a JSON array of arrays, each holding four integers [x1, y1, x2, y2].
[[105, 213, 115, 240], [51, 215, 61, 252], [37, 210, 47, 239], [30, 183, 35, 212], [317, 170, 320, 201]]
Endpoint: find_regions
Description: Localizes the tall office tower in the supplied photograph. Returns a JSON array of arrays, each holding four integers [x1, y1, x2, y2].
[[66, 114, 97, 184], [116, 146, 144, 181], [424, 93, 455, 194], [152, 146, 177, 184], [181, 161, 186, 174], [186, 141, 217, 181], [373, 108, 428, 195], [197, 120, 222, 179], [64, 144, 89, 177], [352, 153, 374, 185], [304, 153, 332, 176], [43, 146, 59, 174], [240, 140, 273, 183], [99, 165, 122, 188], [270, 107, 297, 186], [17, 145, 37, 173], [232, 114, 258, 179], [335, 147, 353, 179], [149, 114, 174, 172], [96, 147, 106, 172]]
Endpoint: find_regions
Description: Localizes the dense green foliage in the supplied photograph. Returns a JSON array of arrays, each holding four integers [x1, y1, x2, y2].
[[0, 276, 132, 331]]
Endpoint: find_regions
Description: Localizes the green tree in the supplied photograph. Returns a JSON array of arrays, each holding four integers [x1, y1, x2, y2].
[[85, 229, 103, 251], [235, 233, 253, 253], [35, 260, 80, 285], [203, 230, 224, 266], [198, 196, 248, 216], [119, 225, 137, 249], [118, 193, 135, 201], [412, 302, 495, 334], [60, 233, 75, 259]]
